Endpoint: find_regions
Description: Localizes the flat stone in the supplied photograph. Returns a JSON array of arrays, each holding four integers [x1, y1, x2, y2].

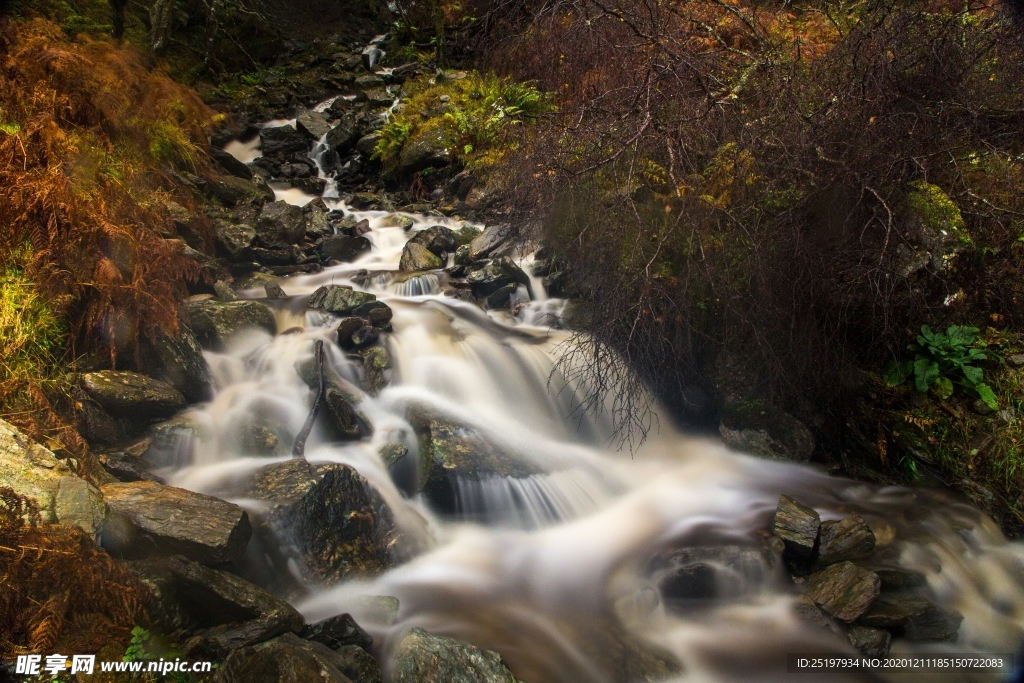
[[302, 613, 373, 651], [245, 460, 405, 584], [859, 594, 962, 640], [389, 628, 517, 683], [100, 451, 164, 483], [212, 633, 352, 683], [125, 554, 303, 652], [296, 110, 332, 140], [805, 561, 880, 623], [467, 256, 530, 297], [186, 300, 277, 350], [0, 418, 74, 522], [846, 625, 891, 658], [101, 480, 252, 565], [55, 475, 108, 540], [322, 235, 372, 263], [210, 147, 253, 180], [773, 495, 820, 561], [308, 285, 377, 315], [81, 371, 186, 421], [816, 515, 875, 567], [399, 242, 443, 271], [467, 224, 512, 261]]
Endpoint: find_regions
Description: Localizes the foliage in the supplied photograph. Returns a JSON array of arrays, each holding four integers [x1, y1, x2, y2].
[[0, 486, 148, 658], [374, 71, 552, 172], [121, 627, 207, 682]]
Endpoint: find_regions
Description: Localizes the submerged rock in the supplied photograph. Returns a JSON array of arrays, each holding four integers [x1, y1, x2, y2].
[[846, 624, 891, 658], [80, 371, 186, 422], [322, 234, 372, 263], [816, 515, 875, 567], [125, 554, 303, 653], [213, 632, 353, 683], [302, 613, 373, 651], [859, 594, 962, 641], [359, 346, 391, 395], [399, 242, 443, 272], [773, 495, 820, 562], [467, 257, 530, 298], [388, 628, 517, 683], [187, 300, 277, 350], [101, 480, 252, 565], [656, 546, 774, 604], [246, 460, 404, 584], [805, 561, 880, 623], [308, 285, 377, 315]]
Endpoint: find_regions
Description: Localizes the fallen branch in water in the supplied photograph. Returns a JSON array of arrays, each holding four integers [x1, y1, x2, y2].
[[293, 339, 325, 460]]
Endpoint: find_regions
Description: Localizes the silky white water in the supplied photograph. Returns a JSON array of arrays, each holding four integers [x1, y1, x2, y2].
[[161, 128, 1024, 682]]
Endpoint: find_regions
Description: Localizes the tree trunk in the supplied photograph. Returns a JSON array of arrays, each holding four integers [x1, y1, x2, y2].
[[149, 0, 175, 54], [110, 0, 128, 41]]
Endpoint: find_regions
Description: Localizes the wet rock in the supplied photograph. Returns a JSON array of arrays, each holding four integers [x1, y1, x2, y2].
[[261, 125, 308, 157], [360, 346, 391, 395], [327, 116, 360, 155], [485, 284, 517, 309], [792, 594, 832, 630], [719, 420, 814, 462], [302, 613, 373, 651], [215, 279, 239, 300], [322, 234, 372, 263], [308, 285, 377, 315], [356, 132, 382, 156], [467, 224, 513, 261], [362, 46, 384, 70], [656, 546, 773, 604], [55, 476, 108, 540], [333, 645, 382, 683], [146, 324, 212, 404], [409, 226, 456, 257], [100, 451, 164, 483], [213, 632, 352, 683], [858, 564, 926, 590], [453, 225, 482, 246], [352, 325, 379, 348], [805, 561, 880, 623], [399, 128, 452, 174], [144, 415, 200, 469], [74, 387, 121, 446], [81, 371, 186, 421], [337, 316, 367, 347], [239, 421, 287, 456], [208, 174, 271, 206], [380, 214, 415, 231], [353, 301, 393, 327], [246, 460, 404, 583], [0, 419, 75, 522], [379, 442, 408, 468], [101, 480, 252, 565], [454, 244, 472, 266], [542, 271, 567, 297], [264, 282, 288, 299], [324, 384, 364, 440], [467, 257, 530, 297], [846, 625, 891, 658], [859, 594, 962, 641], [306, 206, 332, 240], [816, 515, 875, 567], [210, 147, 254, 180], [126, 554, 303, 652], [215, 221, 257, 258], [389, 628, 517, 683], [187, 300, 277, 350], [294, 176, 328, 195], [400, 242, 444, 271], [296, 110, 332, 140], [257, 200, 307, 247], [773, 495, 820, 561]]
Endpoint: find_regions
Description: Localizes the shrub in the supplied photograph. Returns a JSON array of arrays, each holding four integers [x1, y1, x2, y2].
[[886, 325, 999, 409]]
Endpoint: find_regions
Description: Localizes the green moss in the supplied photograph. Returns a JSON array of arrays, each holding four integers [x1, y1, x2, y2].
[[906, 180, 970, 244]]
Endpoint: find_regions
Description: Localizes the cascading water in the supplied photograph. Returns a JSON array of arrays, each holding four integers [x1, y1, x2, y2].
[[165, 119, 1024, 682]]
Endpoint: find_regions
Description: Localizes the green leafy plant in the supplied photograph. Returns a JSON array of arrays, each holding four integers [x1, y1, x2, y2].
[[373, 120, 412, 162], [885, 324, 1000, 409]]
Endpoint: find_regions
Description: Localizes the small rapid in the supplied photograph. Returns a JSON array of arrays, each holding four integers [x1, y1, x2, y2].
[[157, 117, 1024, 682]]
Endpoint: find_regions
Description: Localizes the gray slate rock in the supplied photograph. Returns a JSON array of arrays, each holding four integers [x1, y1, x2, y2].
[[126, 554, 303, 652], [302, 613, 373, 651], [308, 285, 377, 315], [297, 110, 333, 140], [388, 628, 517, 683], [859, 594, 962, 641], [409, 226, 456, 257], [773, 495, 820, 561], [208, 174, 271, 206], [399, 242, 443, 271], [356, 132, 382, 156], [467, 224, 512, 261], [846, 624, 891, 658], [213, 632, 354, 683], [327, 116, 360, 155], [398, 128, 452, 174], [257, 201, 307, 247], [147, 324, 212, 403], [816, 515, 875, 567], [805, 561, 880, 623], [322, 235, 372, 263], [81, 371, 186, 421], [215, 221, 256, 257], [261, 125, 308, 157], [211, 147, 254, 180], [55, 475, 108, 540], [100, 451, 164, 484], [101, 480, 252, 565], [187, 300, 277, 350], [467, 257, 530, 297]]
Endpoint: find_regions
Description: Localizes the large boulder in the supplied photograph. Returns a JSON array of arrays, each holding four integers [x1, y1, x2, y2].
[[308, 285, 377, 315], [655, 546, 773, 604], [215, 221, 257, 258], [101, 480, 252, 565], [398, 129, 452, 174], [0, 418, 76, 523], [388, 628, 517, 683], [213, 633, 353, 683], [186, 300, 277, 350], [210, 147, 254, 180], [146, 324, 212, 404], [327, 116, 360, 155], [208, 175, 273, 206], [322, 235, 372, 264], [296, 110, 332, 140], [815, 515, 875, 567], [399, 242, 443, 272], [805, 561, 880, 623], [467, 257, 530, 297], [859, 594, 962, 641], [409, 226, 456, 257], [257, 201, 307, 248], [260, 125, 308, 157], [245, 460, 404, 584], [467, 224, 513, 261], [80, 371, 186, 421], [772, 495, 820, 562], [125, 554, 303, 652]]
